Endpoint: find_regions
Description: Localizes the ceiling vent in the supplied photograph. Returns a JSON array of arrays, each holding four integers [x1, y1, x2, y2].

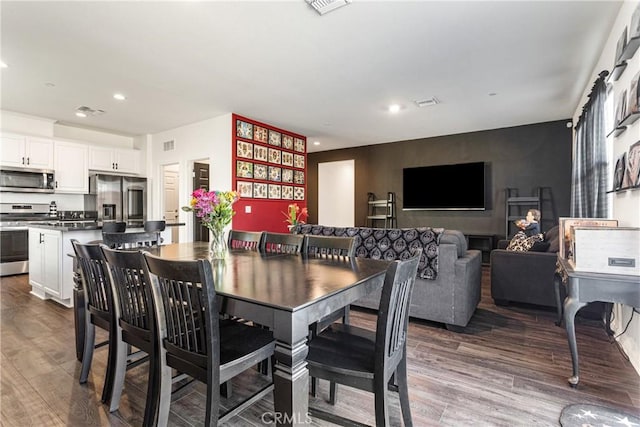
[[76, 105, 105, 116], [415, 97, 440, 108], [306, 0, 351, 15]]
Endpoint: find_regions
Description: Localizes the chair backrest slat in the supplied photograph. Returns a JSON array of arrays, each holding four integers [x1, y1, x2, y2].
[[228, 230, 263, 251], [72, 240, 112, 314], [101, 247, 152, 331], [302, 235, 355, 259], [259, 232, 304, 254], [143, 253, 219, 361], [375, 249, 422, 369]]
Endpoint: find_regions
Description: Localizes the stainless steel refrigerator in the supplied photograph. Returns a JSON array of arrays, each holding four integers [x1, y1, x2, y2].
[[85, 174, 147, 227]]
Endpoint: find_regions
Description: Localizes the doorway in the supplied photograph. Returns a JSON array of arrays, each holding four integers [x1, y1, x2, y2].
[[162, 164, 179, 243], [318, 160, 355, 226], [193, 161, 210, 242]]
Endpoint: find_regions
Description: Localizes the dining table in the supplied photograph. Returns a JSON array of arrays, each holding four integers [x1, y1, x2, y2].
[[141, 242, 391, 426]]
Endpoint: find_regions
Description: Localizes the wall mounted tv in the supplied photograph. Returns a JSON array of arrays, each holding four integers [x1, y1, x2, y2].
[[403, 162, 487, 210]]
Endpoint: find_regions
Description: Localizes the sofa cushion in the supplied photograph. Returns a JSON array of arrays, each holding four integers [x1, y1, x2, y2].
[[506, 231, 543, 252], [530, 241, 551, 252], [440, 230, 467, 257]]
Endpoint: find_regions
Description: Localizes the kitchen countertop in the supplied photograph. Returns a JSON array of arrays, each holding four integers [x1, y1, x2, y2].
[[28, 222, 186, 232]]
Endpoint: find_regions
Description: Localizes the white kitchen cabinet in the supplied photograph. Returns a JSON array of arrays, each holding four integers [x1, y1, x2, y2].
[[28, 226, 101, 307], [54, 140, 88, 193], [0, 133, 54, 169], [89, 146, 141, 174], [29, 228, 61, 299]]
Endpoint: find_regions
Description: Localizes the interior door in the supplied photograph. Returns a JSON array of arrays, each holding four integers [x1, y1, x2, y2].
[[193, 162, 209, 242], [163, 167, 179, 243]]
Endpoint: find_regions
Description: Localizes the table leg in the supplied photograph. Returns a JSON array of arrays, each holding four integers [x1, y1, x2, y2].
[[272, 313, 310, 426], [554, 273, 563, 327], [563, 296, 587, 388]]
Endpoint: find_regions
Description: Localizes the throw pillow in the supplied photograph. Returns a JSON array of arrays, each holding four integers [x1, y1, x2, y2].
[[506, 231, 544, 252], [546, 237, 559, 253]]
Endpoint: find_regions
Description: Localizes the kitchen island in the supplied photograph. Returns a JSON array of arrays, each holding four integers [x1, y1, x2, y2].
[[27, 224, 178, 307]]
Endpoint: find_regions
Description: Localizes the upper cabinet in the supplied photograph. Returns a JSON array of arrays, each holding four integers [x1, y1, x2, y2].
[[89, 146, 141, 174], [0, 133, 54, 170], [54, 140, 88, 194]]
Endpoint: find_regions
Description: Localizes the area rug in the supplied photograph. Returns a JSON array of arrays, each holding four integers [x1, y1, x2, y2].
[[560, 403, 640, 427]]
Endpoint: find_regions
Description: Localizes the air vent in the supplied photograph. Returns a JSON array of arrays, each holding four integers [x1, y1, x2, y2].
[[415, 97, 440, 108], [76, 106, 105, 116], [163, 140, 175, 151], [306, 0, 351, 15]]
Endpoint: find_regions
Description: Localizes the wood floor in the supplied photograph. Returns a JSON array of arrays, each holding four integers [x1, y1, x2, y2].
[[1, 268, 639, 426]]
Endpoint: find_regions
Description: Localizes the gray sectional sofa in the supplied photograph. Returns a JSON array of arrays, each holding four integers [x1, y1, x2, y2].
[[292, 225, 482, 331]]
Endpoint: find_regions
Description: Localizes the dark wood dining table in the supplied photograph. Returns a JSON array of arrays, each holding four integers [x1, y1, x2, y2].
[[145, 242, 391, 426]]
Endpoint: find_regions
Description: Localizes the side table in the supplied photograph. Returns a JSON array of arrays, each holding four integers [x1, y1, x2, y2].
[[554, 257, 640, 387]]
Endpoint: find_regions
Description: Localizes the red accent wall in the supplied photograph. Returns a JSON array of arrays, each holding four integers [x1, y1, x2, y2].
[[231, 114, 307, 233]]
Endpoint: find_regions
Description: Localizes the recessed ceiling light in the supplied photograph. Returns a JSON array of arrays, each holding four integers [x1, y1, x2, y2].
[[313, 141, 320, 146], [388, 104, 401, 113], [44, 82, 55, 87], [1, 62, 8, 68], [488, 92, 497, 96], [113, 93, 126, 101], [75, 111, 87, 118]]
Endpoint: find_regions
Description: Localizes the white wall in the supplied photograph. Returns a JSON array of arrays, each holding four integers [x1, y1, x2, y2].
[[572, 1, 640, 374], [149, 113, 232, 243], [318, 160, 355, 227]]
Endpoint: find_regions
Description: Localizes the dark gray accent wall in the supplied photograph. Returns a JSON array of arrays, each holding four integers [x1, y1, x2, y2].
[[307, 120, 572, 239]]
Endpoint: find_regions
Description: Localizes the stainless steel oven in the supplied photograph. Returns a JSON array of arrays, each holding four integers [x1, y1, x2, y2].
[[0, 203, 50, 276]]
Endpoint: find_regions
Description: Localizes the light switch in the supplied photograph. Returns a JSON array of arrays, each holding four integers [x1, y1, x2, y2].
[[245, 205, 252, 213]]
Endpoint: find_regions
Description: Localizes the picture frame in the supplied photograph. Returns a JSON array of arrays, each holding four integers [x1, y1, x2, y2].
[[268, 130, 281, 147], [293, 186, 305, 201], [282, 185, 294, 200], [253, 125, 268, 143], [236, 160, 253, 178], [625, 140, 640, 188], [253, 183, 268, 199], [254, 164, 268, 180], [268, 147, 281, 164], [614, 152, 626, 190], [615, 26, 627, 65], [268, 184, 281, 199], [254, 145, 268, 162], [631, 3, 640, 39], [628, 71, 640, 115], [237, 181, 253, 198], [282, 134, 294, 150], [236, 140, 253, 159], [615, 89, 628, 127], [236, 120, 253, 139], [558, 217, 618, 260]]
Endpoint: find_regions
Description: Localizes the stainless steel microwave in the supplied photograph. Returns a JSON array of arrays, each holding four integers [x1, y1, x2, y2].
[[0, 166, 55, 193]]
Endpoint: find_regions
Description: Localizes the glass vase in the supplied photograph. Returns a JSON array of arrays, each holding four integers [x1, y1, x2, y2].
[[208, 228, 227, 259]]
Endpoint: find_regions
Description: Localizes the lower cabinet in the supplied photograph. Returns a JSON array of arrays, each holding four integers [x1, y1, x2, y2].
[[29, 228, 61, 298], [28, 228, 101, 307]]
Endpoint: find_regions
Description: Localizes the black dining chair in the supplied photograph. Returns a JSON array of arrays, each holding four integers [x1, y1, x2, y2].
[[100, 246, 160, 426], [144, 220, 166, 244], [302, 235, 356, 401], [71, 239, 118, 406], [142, 252, 276, 426], [259, 232, 304, 254], [306, 249, 422, 427], [227, 230, 263, 250], [102, 231, 160, 249], [102, 221, 127, 233]]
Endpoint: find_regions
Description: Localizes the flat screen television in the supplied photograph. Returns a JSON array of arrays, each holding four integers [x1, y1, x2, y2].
[[403, 162, 486, 210]]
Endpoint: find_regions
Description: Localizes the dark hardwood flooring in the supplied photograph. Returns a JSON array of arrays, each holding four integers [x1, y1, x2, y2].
[[1, 268, 639, 426]]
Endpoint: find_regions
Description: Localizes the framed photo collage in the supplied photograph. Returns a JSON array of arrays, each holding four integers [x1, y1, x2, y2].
[[234, 117, 306, 202]]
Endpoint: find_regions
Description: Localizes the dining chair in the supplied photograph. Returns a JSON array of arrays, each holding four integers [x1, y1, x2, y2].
[[306, 249, 422, 427], [259, 232, 304, 254], [102, 231, 160, 249], [227, 229, 263, 250], [302, 235, 356, 400], [144, 220, 166, 244], [142, 252, 276, 426], [100, 246, 160, 426], [71, 239, 118, 406], [102, 221, 127, 233]]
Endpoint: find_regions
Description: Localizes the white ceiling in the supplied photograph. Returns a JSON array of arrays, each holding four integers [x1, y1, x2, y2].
[[0, 1, 622, 153]]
